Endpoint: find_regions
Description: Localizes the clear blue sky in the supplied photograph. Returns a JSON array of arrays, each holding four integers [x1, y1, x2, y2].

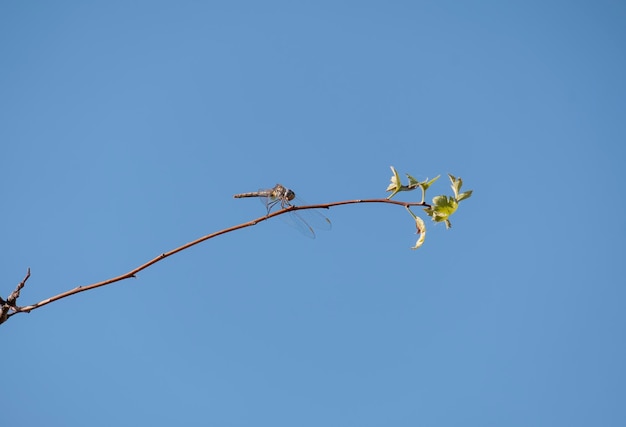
[[2, 1, 625, 426]]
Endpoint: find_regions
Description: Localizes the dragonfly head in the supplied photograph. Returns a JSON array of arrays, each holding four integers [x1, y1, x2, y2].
[[285, 188, 296, 201]]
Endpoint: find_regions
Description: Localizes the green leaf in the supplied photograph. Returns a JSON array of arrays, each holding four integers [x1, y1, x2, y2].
[[412, 215, 426, 249], [434, 195, 459, 214], [423, 195, 458, 228], [448, 173, 463, 199], [406, 207, 426, 249], [406, 173, 419, 188], [457, 190, 473, 202], [423, 175, 441, 191], [420, 175, 441, 204], [386, 166, 402, 199]]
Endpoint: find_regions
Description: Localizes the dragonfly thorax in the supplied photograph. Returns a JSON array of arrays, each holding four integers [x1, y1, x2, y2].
[[272, 184, 296, 203]]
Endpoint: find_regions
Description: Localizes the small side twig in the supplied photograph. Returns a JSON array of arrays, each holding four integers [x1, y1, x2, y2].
[[1, 268, 31, 324]]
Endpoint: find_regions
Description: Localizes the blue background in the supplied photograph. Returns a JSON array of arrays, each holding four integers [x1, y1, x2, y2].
[[1, 1, 624, 425]]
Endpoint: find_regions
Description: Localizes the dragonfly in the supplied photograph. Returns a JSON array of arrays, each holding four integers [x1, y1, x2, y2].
[[233, 183, 331, 238]]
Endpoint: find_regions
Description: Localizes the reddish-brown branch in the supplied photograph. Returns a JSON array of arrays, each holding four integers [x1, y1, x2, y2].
[[4, 198, 429, 322]]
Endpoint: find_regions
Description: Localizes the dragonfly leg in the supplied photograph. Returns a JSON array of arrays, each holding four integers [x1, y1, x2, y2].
[[266, 199, 280, 215]]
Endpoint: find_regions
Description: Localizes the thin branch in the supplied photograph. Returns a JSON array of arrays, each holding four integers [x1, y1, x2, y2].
[[5, 198, 429, 322]]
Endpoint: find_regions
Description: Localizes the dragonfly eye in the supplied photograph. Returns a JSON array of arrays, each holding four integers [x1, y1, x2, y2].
[[285, 189, 296, 201]]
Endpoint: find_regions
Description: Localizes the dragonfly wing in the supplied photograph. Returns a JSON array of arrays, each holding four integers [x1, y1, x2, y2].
[[278, 207, 331, 239], [279, 210, 317, 239], [292, 196, 332, 231]]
